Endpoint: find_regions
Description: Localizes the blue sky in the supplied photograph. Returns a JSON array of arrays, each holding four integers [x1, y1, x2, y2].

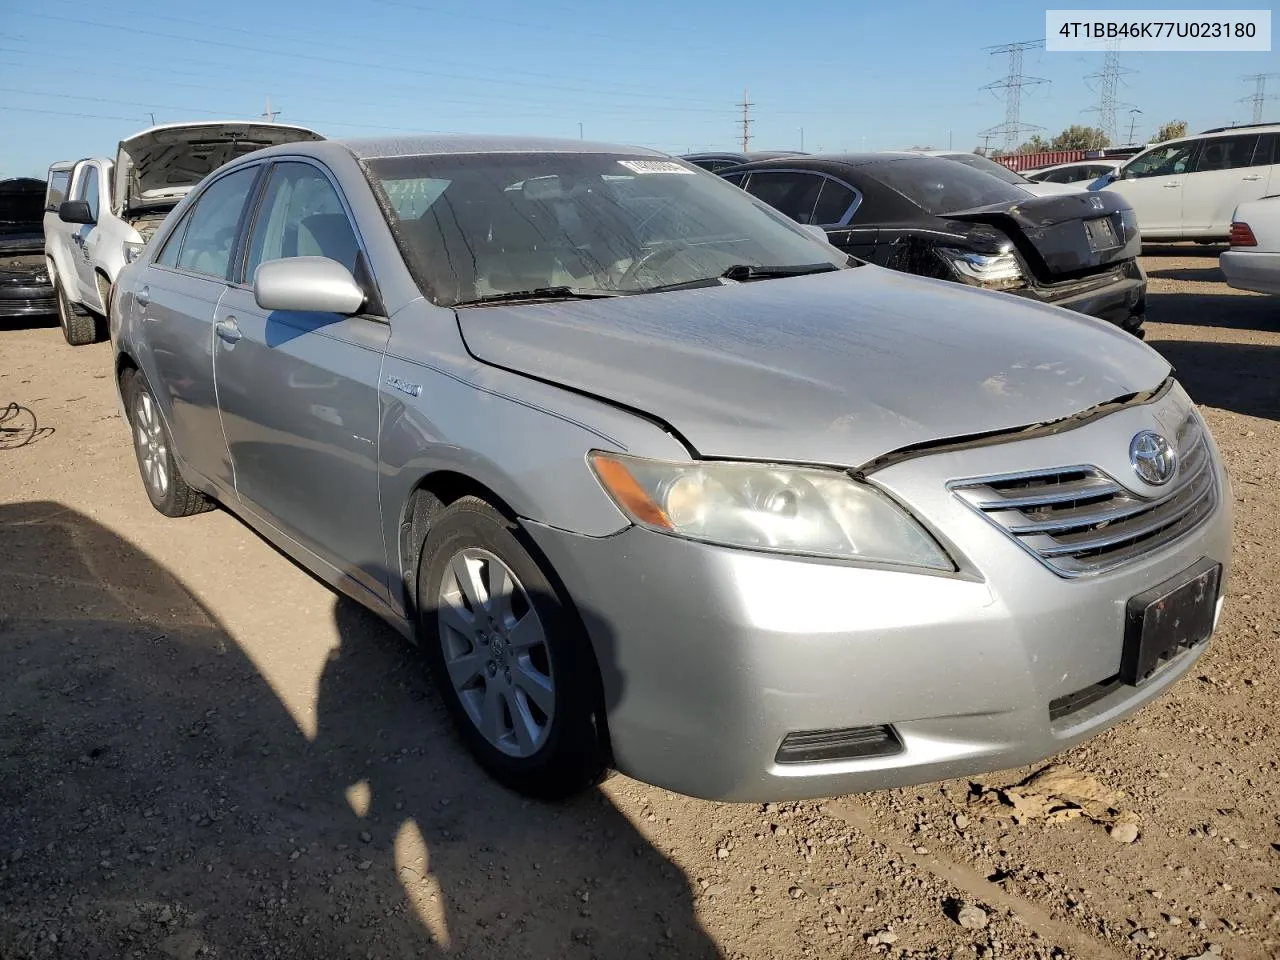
[[1, 0, 1276, 177]]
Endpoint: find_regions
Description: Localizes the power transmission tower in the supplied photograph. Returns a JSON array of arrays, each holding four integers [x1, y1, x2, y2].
[[262, 96, 280, 122], [1085, 42, 1136, 145], [979, 40, 1048, 152], [1240, 73, 1280, 123], [737, 89, 752, 152]]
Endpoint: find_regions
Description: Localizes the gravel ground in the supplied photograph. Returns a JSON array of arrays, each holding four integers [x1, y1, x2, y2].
[[1, 247, 1277, 960]]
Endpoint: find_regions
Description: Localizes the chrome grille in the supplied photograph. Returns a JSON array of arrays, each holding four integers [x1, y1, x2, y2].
[[950, 413, 1217, 577]]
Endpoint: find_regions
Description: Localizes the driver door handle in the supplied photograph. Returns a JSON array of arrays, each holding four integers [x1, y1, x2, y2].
[[1241, 174, 1263, 182], [215, 317, 242, 344]]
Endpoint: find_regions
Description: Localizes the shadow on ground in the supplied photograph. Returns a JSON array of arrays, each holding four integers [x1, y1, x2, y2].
[[0, 502, 718, 959], [1145, 264, 1226, 283], [1149, 339, 1280, 421], [1147, 291, 1279, 332], [1141, 243, 1226, 258]]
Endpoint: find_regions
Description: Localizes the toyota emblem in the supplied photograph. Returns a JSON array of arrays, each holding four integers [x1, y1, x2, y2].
[[1129, 431, 1178, 486]]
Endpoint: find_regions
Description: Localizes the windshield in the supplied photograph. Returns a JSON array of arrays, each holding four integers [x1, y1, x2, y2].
[[365, 152, 846, 306], [869, 158, 1029, 216], [940, 153, 1031, 186]]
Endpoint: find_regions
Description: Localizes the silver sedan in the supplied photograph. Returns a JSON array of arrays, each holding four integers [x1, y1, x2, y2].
[[110, 135, 1232, 801]]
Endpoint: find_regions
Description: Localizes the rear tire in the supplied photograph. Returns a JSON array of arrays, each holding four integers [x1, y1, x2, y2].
[[122, 369, 215, 518], [417, 496, 608, 799], [54, 277, 100, 346]]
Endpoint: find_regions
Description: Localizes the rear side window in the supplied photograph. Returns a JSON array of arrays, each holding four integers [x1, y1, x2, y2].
[[46, 171, 71, 212], [1193, 135, 1261, 172], [811, 179, 859, 225], [1251, 133, 1277, 167], [171, 166, 259, 279], [868, 158, 1026, 216], [744, 171, 824, 224]]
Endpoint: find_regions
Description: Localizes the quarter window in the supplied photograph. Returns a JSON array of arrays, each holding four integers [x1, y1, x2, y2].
[[243, 162, 361, 282], [1251, 133, 1277, 167], [744, 171, 825, 224], [1192, 135, 1261, 173], [46, 171, 71, 212], [173, 166, 259, 279]]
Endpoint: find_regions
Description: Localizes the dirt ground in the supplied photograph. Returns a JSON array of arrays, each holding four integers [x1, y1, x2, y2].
[[2, 247, 1277, 960]]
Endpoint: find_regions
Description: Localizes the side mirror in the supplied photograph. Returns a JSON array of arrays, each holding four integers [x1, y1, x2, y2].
[[58, 200, 95, 225], [253, 257, 365, 314], [800, 223, 829, 242]]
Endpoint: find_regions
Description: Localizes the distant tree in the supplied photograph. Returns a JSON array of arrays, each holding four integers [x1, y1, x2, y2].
[[1015, 135, 1051, 154], [1153, 120, 1188, 143], [1049, 125, 1111, 150]]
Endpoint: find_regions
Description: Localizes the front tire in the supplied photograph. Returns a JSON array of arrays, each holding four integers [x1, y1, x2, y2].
[[122, 369, 214, 518], [417, 496, 608, 798], [55, 277, 99, 346]]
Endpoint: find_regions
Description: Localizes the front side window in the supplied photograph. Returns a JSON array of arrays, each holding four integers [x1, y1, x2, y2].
[[243, 162, 360, 281], [76, 166, 100, 220], [172, 166, 259, 279], [366, 152, 846, 306], [1192, 135, 1261, 172], [743, 171, 825, 224], [1123, 143, 1198, 178], [46, 171, 71, 212], [869, 158, 1027, 215]]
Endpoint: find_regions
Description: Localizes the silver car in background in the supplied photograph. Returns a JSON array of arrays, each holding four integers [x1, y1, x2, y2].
[[111, 135, 1232, 801]]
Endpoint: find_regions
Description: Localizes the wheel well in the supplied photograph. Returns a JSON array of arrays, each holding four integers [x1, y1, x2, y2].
[[398, 471, 516, 615], [115, 352, 139, 394]]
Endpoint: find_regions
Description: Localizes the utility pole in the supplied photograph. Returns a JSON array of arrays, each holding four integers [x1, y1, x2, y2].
[[147, 112, 156, 126], [948, 129, 953, 150], [737, 88, 752, 152], [799, 127, 804, 152], [1085, 41, 1135, 145], [578, 122, 583, 140], [1126, 108, 1142, 145], [979, 40, 1048, 152], [1240, 73, 1280, 123], [261, 97, 279, 122]]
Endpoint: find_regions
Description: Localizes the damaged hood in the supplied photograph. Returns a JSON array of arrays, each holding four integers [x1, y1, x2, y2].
[[114, 122, 324, 214], [0, 178, 45, 250], [456, 266, 1171, 468]]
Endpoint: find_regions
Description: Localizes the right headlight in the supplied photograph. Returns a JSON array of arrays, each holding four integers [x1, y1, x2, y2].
[[936, 246, 1024, 290], [589, 452, 953, 571]]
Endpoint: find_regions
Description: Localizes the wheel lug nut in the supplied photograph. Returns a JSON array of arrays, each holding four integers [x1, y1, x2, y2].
[[486, 661, 496, 677]]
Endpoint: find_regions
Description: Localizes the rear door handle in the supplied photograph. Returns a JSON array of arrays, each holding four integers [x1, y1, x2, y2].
[[1162, 182, 1182, 188], [1242, 174, 1264, 182], [136, 285, 150, 307], [215, 317, 242, 344]]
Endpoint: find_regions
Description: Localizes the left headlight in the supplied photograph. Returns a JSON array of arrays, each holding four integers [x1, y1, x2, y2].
[[123, 241, 145, 264], [936, 246, 1023, 290], [589, 452, 953, 570]]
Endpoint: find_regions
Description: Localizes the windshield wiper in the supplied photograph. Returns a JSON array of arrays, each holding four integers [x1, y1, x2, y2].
[[453, 286, 625, 307], [639, 262, 843, 295]]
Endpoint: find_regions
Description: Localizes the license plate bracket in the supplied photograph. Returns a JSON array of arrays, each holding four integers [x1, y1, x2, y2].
[[1121, 558, 1221, 685], [1084, 215, 1121, 252]]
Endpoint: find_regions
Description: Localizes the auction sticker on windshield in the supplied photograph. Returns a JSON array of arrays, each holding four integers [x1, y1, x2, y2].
[[618, 160, 697, 175]]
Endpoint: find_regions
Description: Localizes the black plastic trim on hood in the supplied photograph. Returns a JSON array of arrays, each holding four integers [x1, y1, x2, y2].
[[855, 377, 1175, 478]]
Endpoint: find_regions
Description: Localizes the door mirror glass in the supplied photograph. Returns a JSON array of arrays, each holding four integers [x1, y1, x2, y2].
[[253, 256, 365, 314], [58, 199, 95, 224]]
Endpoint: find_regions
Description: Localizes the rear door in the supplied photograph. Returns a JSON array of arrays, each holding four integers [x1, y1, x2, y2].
[[212, 159, 390, 602], [1105, 141, 1200, 237], [135, 164, 263, 489], [1181, 133, 1274, 237]]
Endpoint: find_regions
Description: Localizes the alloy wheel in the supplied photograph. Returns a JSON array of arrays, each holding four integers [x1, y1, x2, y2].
[[437, 548, 555, 758], [132, 391, 169, 497]]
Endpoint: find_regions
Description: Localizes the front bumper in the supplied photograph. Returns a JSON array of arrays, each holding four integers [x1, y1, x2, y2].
[[0, 283, 57, 318], [1014, 260, 1147, 333], [1220, 250, 1280, 295], [525, 389, 1231, 802]]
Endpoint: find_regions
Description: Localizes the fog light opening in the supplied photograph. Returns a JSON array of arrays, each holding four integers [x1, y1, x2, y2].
[[774, 725, 903, 764]]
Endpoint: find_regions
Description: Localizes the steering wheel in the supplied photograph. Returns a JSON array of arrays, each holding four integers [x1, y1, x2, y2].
[[617, 241, 687, 289]]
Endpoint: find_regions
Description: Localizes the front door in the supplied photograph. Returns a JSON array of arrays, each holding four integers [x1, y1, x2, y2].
[[69, 163, 102, 306], [213, 160, 390, 602], [1106, 141, 1200, 238], [136, 164, 263, 489]]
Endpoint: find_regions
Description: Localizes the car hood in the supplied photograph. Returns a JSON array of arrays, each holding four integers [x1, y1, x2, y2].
[[455, 266, 1172, 468], [0, 178, 45, 242], [114, 122, 324, 214]]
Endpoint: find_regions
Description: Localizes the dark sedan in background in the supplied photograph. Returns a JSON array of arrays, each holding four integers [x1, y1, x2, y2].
[[682, 150, 805, 172], [721, 154, 1147, 335], [0, 178, 55, 320]]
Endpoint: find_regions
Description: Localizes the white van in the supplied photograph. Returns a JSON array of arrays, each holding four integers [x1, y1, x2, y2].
[[1097, 124, 1279, 242], [44, 121, 322, 344]]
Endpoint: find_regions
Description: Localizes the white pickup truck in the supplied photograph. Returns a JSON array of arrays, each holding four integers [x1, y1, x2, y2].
[[44, 121, 322, 345]]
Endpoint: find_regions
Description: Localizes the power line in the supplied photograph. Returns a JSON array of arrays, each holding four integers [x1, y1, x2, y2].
[[738, 88, 753, 152], [979, 40, 1047, 152], [1239, 73, 1280, 124], [1084, 41, 1136, 145]]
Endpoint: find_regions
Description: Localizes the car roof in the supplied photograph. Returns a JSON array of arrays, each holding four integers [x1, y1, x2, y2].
[[1198, 122, 1280, 135], [338, 134, 666, 160], [724, 152, 927, 171]]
